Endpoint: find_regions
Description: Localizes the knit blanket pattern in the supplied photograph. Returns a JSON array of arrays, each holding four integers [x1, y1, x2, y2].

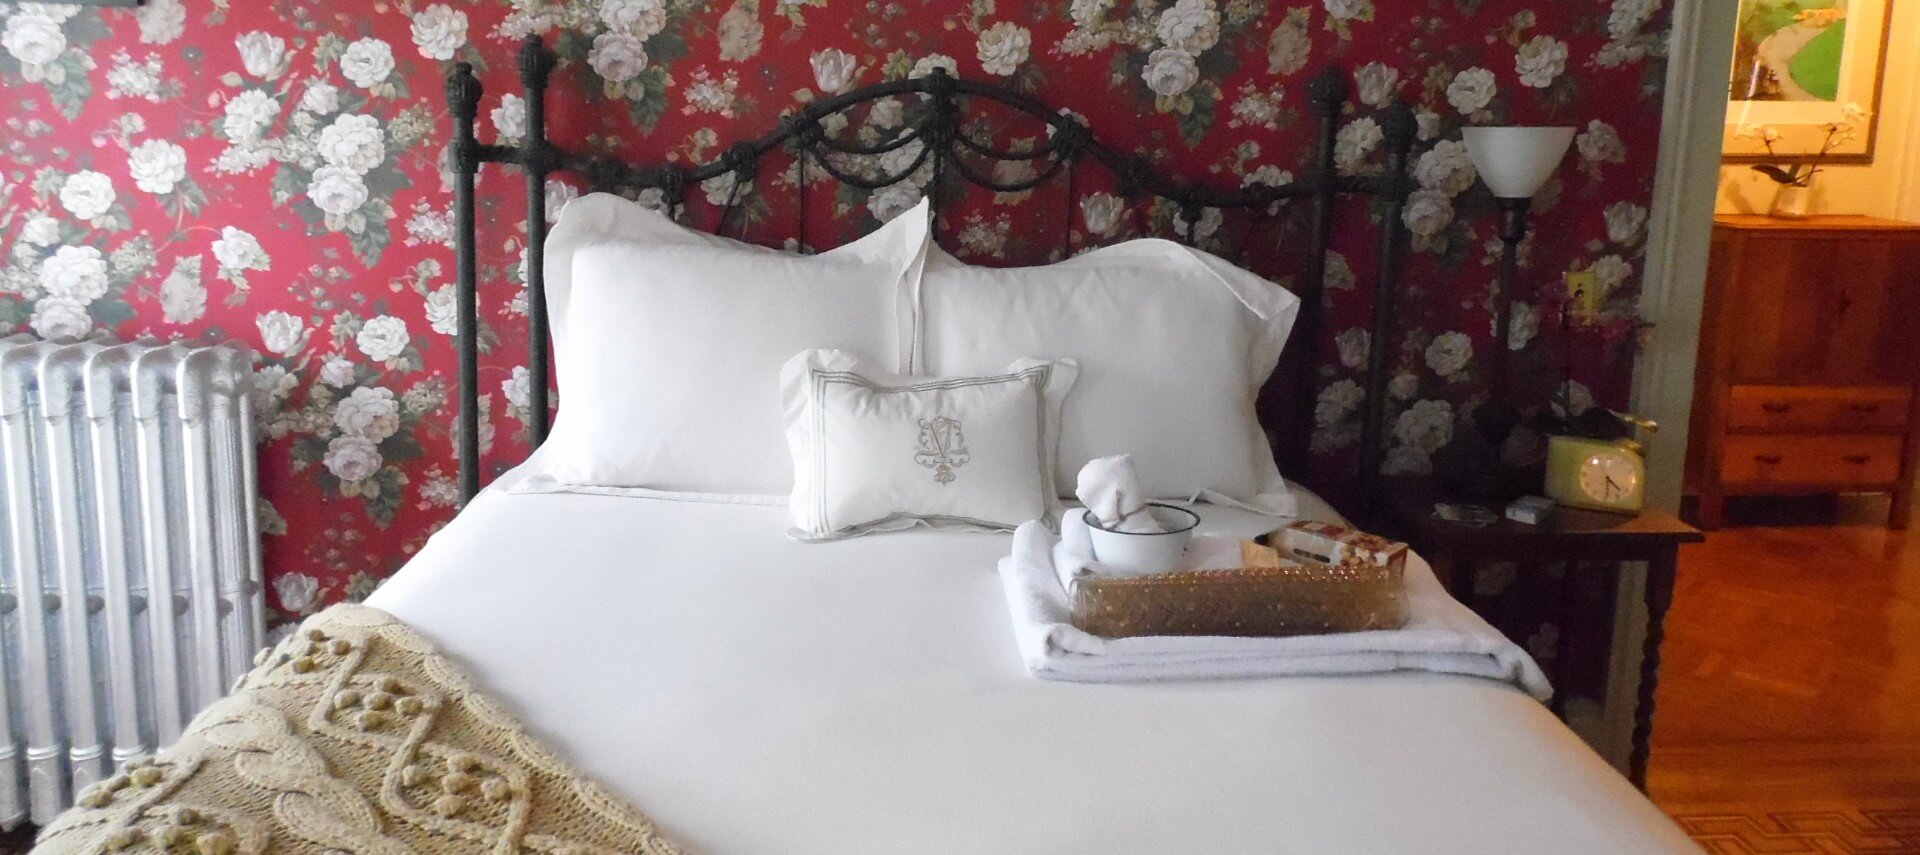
[[36, 604, 683, 855]]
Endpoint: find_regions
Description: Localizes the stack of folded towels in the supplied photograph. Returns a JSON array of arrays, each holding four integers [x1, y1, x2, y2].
[[998, 455, 1551, 699]]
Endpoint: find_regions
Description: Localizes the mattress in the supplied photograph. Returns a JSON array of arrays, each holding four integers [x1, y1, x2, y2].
[[366, 484, 1695, 854]]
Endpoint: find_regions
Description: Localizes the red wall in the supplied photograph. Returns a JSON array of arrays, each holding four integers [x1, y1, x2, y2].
[[0, 1, 1670, 620]]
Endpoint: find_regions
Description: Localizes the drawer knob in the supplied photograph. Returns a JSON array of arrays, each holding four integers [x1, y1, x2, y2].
[[1844, 454, 1872, 464], [1755, 454, 1783, 465], [1760, 402, 1792, 413], [1848, 403, 1882, 414]]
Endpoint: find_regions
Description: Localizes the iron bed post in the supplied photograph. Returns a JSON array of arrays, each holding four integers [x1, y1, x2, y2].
[[1293, 68, 1347, 478], [446, 63, 484, 504], [1357, 103, 1419, 518], [518, 38, 557, 448]]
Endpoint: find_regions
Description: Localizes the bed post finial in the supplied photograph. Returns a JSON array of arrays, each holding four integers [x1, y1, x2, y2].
[[1307, 67, 1348, 117], [517, 36, 556, 89], [447, 61, 484, 504], [1377, 101, 1419, 164]]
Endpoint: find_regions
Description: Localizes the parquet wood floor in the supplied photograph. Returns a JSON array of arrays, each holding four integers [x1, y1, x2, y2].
[[1655, 495, 1920, 853]]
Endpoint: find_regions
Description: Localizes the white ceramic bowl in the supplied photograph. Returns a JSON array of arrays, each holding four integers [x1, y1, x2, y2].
[[1083, 503, 1200, 577]]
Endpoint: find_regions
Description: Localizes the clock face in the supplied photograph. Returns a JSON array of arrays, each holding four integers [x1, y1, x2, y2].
[[1579, 450, 1641, 504]]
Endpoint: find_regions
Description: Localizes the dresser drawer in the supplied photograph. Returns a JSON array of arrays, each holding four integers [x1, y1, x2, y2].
[[1727, 385, 1911, 432], [1721, 435, 1905, 486]]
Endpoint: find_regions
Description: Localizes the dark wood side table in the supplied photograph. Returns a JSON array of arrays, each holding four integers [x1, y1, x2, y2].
[[1375, 477, 1703, 790]]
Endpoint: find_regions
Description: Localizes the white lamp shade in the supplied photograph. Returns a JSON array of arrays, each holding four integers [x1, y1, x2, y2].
[[1462, 126, 1576, 199]]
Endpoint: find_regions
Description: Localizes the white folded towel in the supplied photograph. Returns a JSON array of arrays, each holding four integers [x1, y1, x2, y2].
[[1075, 454, 1163, 533], [1000, 520, 1552, 699]]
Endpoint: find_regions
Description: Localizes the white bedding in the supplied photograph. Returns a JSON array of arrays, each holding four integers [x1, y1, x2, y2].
[[367, 484, 1695, 854]]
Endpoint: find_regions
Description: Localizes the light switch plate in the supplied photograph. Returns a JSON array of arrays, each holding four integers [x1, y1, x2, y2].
[[1565, 269, 1602, 320]]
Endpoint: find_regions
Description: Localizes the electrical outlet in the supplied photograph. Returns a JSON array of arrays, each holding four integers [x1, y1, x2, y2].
[[1565, 269, 1603, 320]]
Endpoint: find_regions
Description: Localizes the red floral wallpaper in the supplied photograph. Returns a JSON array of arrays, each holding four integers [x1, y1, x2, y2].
[[0, 0, 1670, 621]]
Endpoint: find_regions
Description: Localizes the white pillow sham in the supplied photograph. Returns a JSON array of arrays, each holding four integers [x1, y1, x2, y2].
[[781, 349, 1077, 541], [914, 241, 1298, 517], [537, 194, 931, 499]]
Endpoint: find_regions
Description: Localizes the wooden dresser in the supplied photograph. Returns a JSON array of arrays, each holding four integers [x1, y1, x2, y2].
[[1687, 215, 1920, 529]]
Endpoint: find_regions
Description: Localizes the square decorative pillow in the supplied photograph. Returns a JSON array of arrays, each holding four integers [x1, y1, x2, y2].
[[914, 241, 1299, 517], [781, 349, 1078, 541], [532, 193, 931, 500]]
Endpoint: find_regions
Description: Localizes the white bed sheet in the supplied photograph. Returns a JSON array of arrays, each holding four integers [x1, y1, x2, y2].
[[367, 485, 1695, 854]]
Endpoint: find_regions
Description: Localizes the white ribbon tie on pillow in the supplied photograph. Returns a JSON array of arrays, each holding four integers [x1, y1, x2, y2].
[[1075, 454, 1164, 533]]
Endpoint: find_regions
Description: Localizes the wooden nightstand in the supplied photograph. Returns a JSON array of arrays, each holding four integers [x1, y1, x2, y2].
[[1375, 477, 1702, 789]]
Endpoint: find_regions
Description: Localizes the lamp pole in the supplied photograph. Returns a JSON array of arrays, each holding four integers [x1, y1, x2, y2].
[[1487, 196, 1531, 405]]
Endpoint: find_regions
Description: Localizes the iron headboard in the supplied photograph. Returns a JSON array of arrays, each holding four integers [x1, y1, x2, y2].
[[445, 37, 1416, 513]]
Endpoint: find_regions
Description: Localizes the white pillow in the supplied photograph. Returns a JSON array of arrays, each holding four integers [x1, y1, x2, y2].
[[781, 349, 1077, 541], [914, 241, 1298, 516], [538, 194, 931, 499]]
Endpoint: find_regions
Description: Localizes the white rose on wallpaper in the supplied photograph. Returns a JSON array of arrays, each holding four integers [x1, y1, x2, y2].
[[23, 215, 61, 247], [1577, 119, 1626, 164], [425, 284, 457, 335], [810, 48, 858, 94], [601, 0, 667, 37], [1155, 0, 1220, 55], [1354, 62, 1400, 108], [1402, 189, 1455, 238], [502, 366, 531, 412], [1445, 67, 1496, 115], [1394, 399, 1454, 454], [1142, 48, 1199, 98], [1413, 140, 1476, 196], [1388, 371, 1419, 400], [323, 437, 385, 486], [356, 315, 410, 363], [212, 226, 270, 278], [1382, 445, 1433, 476], [1335, 328, 1370, 370], [1604, 201, 1649, 245], [976, 22, 1030, 77], [1315, 379, 1364, 427], [274, 573, 320, 615], [491, 94, 526, 142], [39, 245, 109, 303], [1266, 11, 1311, 75], [1070, 0, 1112, 26], [256, 310, 308, 356], [306, 166, 369, 218], [1425, 331, 1473, 379], [319, 357, 356, 387], [868, 97, 904, 129], [1609, 0, 1660, 38], [159, 256, 206, 324], [135, 0, 185, 45], [867, 183, 922, 223], [1080, 193, 1125, 237], [1333, 117, 1382, 174], [1323, 0, 1373, 22], [1231, 87, 1283, 129], [222, 89, 280, 141], [317, 114, 386, 174], [410, 5, 469, 61], [334, 386, 401, 442], [58, 170, 116, 221], [3, 12, 66, 68], [30, 297, 90, 341], [127, 139, 187, 195], [1553, 381, 1597, 418], [1515, 35, 1569, 89], [236, 31, 287, 79], [105, 55, 163, 101], [545, 179, 578, 221], [1326, 250, 1356, 291], [1505, 301, 1539, 351], [300, 80, 340, 115], [910, 53, 958, 79], [1244, 165, 1294, 188], [589, 32, 648, 84], [716, 0, 763, 62], [340, 38, 396, 90], [1590, 254, 1633, 295]]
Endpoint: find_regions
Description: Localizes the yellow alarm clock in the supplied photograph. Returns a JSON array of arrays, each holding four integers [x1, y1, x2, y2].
[[1545, 434, 1645, 514]]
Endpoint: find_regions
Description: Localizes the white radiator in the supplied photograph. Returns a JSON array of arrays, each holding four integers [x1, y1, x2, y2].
[[0, 336, 264, 828]]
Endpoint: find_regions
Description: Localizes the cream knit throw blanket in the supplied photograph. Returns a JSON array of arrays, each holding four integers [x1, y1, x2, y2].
[[36, 604, 684, 854]]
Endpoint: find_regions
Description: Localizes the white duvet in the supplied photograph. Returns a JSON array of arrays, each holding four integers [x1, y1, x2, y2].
[[367, 484, 1696, 855]]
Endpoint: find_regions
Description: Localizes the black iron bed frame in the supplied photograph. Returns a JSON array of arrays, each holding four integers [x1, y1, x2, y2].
[[444, 38, 1417, 512]]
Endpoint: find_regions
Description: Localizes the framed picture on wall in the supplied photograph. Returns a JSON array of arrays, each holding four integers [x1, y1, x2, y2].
[[1722, 0, 1893, 163]]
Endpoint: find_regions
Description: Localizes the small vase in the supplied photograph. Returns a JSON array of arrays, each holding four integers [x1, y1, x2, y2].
[[1769, 182, 1817, 218]]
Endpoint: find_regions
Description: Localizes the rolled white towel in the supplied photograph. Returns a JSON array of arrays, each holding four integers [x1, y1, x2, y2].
[[1075, 454, 1163, 533]]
